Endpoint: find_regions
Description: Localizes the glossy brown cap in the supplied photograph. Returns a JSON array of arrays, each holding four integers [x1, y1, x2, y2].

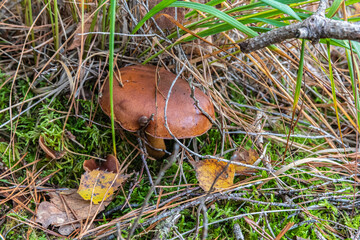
[[99, 65, 215, 139]]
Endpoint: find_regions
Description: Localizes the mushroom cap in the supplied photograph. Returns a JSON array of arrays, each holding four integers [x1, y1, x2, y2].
[[99, 65, 215, 139]]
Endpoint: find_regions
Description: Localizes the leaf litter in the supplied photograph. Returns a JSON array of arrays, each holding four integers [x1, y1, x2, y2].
[[78, 154, 131, 204], [190, 159, 235, 192], [231, 148, 259, 175], [191, 149, 259, 191], [36, 155, 131, 235], [36, 189, 111, 235]]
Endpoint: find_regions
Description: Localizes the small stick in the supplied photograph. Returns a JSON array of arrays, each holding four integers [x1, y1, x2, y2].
[[127, 143, 180, 239], [233, 223, 244, 240], [136, 136, 156, 195], [200, 202, 208, 240], [194, 200, 202, 237], [136, 114, 158, 194]]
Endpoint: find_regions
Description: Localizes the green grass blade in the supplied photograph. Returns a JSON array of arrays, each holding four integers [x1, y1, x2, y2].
[[326, 0, 343, 18], [139, 1, 311, 61], [44, 0, 55, 37], [350, 41, 360, 58], [169, 1, 258, 37], [183, 1, 299, 31], [349, 17, 360, 22], [131, 0, 178, 34], [326, 40, 343, 141], [226, 0, 316, 14], [353, 57, 360, 128], [165, 7, 309, 44], [109, 0, 117, 157], [185, 0, 225, 18], [346, 46, 360, 127], [293, 39, 306, 110], [133, 1, 258, 37], [101, 0, 108, 50], [53, 0, 59, 59], [259, 0, 301, 21], [85, 0, 107, 52], [248, 17, 288, 27], [25, 0, 37, 62], [346, 0, 360, 5]]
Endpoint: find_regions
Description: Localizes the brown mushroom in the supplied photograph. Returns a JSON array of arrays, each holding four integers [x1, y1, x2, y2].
[[99, 64, 215, 159]]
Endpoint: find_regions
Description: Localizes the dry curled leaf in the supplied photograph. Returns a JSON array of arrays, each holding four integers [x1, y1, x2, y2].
[[49, 189, 111, 219], [78, 170, 129, 204], [39, 135, 65, 159], [68, 13, 93, 50], [231, 149, 259, 175], [191, 159, 235, 192], [83, 154, 120, 173], [36, 201, 67, 228], [36, 189, 111, 235]]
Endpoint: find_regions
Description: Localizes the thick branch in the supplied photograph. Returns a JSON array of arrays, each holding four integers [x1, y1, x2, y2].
[[239, 11, 360, 53], [315, 0, 327, 16]]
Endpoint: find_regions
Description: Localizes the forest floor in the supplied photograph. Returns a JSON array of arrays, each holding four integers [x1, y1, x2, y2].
[[1, 0, 360, 239]]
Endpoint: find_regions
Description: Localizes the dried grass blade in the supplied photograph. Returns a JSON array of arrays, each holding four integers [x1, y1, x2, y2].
[[275, 158, 349, 176]]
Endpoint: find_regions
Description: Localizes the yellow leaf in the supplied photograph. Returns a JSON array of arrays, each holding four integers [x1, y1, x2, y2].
[[191, 159, 235, 192], [77, 170, 126, 204]]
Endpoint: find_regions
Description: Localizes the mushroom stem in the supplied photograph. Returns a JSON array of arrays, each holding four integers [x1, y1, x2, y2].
[[145, 133, 166, 160]]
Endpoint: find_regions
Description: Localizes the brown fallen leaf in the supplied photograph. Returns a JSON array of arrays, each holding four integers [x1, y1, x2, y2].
[[231, 149, 259, 175], [39, 135, 65, 159], [83, 154, 120, 173], [36, 189, 111, 235], [68, 13, 93, 51], [36, 201, 72, 235], [190, 159, 235, 192], [49, 189, 111, 219]]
